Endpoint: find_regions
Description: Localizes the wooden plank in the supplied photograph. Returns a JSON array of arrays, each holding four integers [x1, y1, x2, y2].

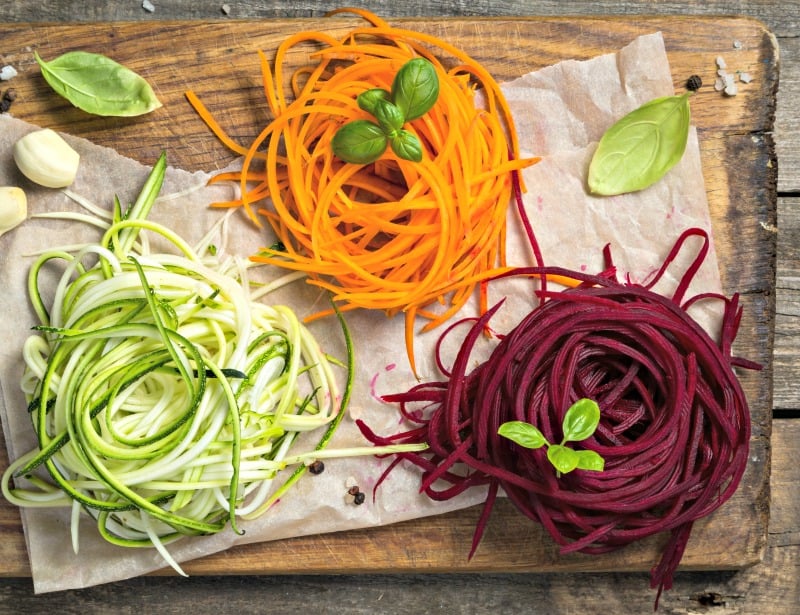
[[0, 1, 798, 37], [0, 16, 777, 578], [0, 17, 779, 171], [0, 420, 796, 614], [774, 36, 800, 192], [774, 195, 800, 409]]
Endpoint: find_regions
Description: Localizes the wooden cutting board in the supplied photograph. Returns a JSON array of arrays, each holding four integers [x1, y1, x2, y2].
[[0, 15, 777, 577]]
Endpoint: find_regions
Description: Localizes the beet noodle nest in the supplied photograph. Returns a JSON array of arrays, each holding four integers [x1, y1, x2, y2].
[[358, 227, 760, 607]]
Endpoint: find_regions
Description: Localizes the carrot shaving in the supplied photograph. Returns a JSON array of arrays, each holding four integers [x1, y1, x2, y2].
[[185, 91, 259, 159], [186, 8, 540, 374]]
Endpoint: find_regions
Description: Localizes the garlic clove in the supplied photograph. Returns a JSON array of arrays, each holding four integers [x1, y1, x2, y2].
[[0, 186, 28, 238], [13, 128, 80, 188]]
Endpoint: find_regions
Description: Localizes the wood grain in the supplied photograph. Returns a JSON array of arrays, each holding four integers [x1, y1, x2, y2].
[[774, 36, 800, 192], [0, 16, 778, 580], [1, 1, 798, 35], [774, 196, 800, 409]]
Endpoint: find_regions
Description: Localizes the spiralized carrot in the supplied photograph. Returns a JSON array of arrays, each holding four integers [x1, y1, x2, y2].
[[187, 8, 539, 374]]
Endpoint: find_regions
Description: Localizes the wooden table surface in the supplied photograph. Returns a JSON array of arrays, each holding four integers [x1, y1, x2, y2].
[[0, 2, 797, 614]]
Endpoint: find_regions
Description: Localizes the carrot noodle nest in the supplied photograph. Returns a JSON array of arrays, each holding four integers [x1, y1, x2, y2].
[[186, 7, 539, 373], [358, 228, 760, 607]]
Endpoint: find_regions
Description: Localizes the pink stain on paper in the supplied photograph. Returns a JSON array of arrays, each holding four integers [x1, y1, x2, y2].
[[369, 363, 397, 402]]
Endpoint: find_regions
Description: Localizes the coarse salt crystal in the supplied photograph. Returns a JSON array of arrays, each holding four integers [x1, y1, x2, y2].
[[716, 55, 727, 69], [724, 82, 738, 96], [142, 0, 155, 12], [739, 72, 753, 83], [0, 65, 17, 81]]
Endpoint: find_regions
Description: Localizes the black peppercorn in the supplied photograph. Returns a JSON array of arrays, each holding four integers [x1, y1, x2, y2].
[[308, 460, 325, 475], [347, 485, 360, 496], [0, 89, 16, 113], [353, 491, 366, 505], [686, 75, 702, 92]]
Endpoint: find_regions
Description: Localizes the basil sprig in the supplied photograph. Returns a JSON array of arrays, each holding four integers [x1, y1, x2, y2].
[[588, 93, 691, 196], [332, 58, 439, 165], [35, 51, 162, 117], [498, 398, 605, 476]]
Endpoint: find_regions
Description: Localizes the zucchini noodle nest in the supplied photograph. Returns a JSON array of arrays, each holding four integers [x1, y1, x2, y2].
[[2, 154, 351, 573]]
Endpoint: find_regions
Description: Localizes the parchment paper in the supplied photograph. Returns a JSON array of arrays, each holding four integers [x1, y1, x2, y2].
[[0, 32, 722, 593]]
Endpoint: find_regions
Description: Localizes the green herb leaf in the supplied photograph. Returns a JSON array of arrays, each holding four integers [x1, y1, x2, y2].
[[331, 120, 388, 164], [574, 449, 605, 472], [498, 421, 547, 449], [500, 401, 605, 477], [547, 445, 579, 475], [561, 398, 601, 443], [35, 50, 162, 117], [390, 130, 423, 162], [372, 99, 406, 136], [357, 88, 391, 115], [391, 57, 439, 121], [270, 241, 287, 252], [332, 58, 439, 165], [587, 93, 691, 196]]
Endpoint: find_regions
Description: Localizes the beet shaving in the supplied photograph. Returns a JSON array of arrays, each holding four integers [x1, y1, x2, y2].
[[357, 227, 759, 609]]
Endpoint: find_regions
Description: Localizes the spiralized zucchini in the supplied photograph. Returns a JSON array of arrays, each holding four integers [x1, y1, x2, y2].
[[1, 154, 355, 573]]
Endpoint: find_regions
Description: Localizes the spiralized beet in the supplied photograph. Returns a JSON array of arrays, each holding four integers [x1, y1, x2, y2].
[[357, 227, 759, 607]]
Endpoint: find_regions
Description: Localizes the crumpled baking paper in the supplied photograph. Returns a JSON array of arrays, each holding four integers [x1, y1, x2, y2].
[[0, 31, 721, 593]]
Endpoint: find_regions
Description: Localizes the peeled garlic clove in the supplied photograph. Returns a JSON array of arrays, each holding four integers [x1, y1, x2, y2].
[[0, 186, 27, 237], [13, 128, 80, 188]]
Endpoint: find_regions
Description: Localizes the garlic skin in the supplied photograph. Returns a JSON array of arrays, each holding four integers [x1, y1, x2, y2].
[[13, 128, 80, 188], [0, 186, 27, 238]]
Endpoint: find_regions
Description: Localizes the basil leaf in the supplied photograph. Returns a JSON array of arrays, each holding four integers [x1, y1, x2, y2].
[[561, 398, 600, 443], [391, 57, 439, 121], [497, 421, 547, 449], [372, 99, 405, 136], [547, 445, 579, 475], [357, 88, 391, 115], [35, 51, 162, 117], [331, 120, 388, 164], [587, 94, 691, 196], [390, 130, 423, 162], [574, 449, 605, 472]]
